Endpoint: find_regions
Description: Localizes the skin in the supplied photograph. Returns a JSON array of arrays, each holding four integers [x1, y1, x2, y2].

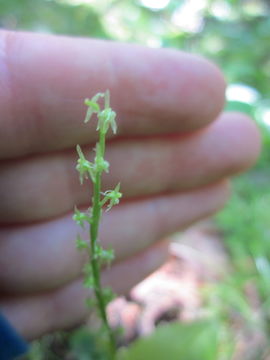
[[0, 31, 261, 340]]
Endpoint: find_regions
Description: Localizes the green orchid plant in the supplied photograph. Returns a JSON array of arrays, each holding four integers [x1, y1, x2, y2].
[[73, 90, 122, 359]]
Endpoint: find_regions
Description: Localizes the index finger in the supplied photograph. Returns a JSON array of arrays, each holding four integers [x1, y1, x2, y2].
[[0, 31, 225, 159]]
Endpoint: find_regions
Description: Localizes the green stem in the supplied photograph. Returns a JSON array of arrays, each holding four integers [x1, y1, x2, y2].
[[88, 131, 116, 359]]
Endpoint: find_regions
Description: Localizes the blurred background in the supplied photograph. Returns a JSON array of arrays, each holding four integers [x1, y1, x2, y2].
[[1, 0, 270, 359]]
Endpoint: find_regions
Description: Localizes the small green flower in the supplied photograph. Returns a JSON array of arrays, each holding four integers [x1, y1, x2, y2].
[[76, 145, 95, 184], [95, 156, 109, 173], [84, 92, 104, 123], [76, 234, 88, 250], [84, 90, 117, 135], [94, 245, 115, 266], [83, 274, 95, 289], [97, 108, 117, 135], [83, 263, 92, 276], [102, 287, 115, 306], [73, 207, 91, 228], [93, 144, 109, 173], [101, 183, 122, 211]]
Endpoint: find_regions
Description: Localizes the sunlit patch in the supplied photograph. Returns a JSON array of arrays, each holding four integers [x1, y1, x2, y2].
[[261, 109, 270, 128], [210, 0, 235, 20], [255, 256, 270, 278], [242, 0, 267, 16], [226, 83, 259, 104], [146, 37, 162, 48], [140, 0, 170, 11], [171, 0, 206, 33], [59, 0, 94, 5]]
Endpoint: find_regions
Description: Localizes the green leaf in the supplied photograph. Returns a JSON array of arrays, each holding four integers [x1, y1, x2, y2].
[[117, 321, 219, 360], [225, 100, 255, 116], [69, 327, 107, 360]]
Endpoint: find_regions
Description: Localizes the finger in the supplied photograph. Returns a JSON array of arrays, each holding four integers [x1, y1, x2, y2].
[[0, 30, 225, 158], [0, 112, 260, 223], [0, 240, 168, 340], [0, 181, 230, 294]]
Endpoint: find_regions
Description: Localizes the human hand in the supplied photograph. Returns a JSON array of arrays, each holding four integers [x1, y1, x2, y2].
[[0, 31, 260, 340]]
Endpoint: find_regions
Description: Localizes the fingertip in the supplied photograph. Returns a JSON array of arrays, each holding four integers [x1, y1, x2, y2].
[[181, 54, 227, 130], [111, 44, 227, 133], [219, 112, 261, 173]]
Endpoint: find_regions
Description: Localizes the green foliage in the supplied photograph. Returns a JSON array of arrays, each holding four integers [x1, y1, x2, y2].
[[0, 0, 108, 38], [22, 333, 70, 360], [212, 173, 270, 356], [217, 173, 270, 300], [117, 321, 221, 360], [225, 100, 255, 117], [69, 328, 108, 360]]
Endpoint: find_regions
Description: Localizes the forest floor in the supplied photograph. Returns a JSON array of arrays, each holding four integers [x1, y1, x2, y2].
[[107, 220, 269, 360]]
